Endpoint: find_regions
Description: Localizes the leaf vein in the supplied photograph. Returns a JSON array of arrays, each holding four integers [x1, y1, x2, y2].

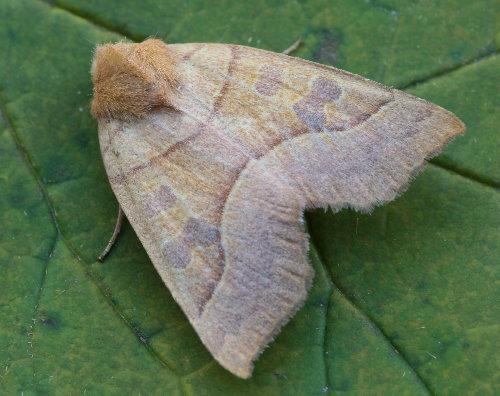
[[308, 236, 434, 396], [0, 92, 181, 378]]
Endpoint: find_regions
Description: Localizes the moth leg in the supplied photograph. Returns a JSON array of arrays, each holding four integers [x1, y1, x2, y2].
[[97, 205, 125, 262], [282, 39, 302, 55]]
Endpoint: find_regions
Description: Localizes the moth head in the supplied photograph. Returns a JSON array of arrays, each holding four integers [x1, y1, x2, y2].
[[90, 39, 178, 120]]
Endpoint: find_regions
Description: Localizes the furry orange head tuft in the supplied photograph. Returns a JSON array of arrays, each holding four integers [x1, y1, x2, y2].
[[91, 39, 178, 120]]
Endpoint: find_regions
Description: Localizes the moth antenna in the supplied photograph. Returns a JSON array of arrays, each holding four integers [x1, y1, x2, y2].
[[282, 38, 302, 55], [98, 206, 125, 262]]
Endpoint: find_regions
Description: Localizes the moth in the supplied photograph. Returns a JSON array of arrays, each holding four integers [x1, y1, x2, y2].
[[90, 39, 464, 378]]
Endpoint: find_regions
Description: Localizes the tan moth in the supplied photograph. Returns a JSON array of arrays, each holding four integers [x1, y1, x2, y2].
[[90, 39, 465, 378]]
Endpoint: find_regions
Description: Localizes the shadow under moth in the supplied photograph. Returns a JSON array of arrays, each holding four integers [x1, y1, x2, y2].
[[90, 39, 465, 378]]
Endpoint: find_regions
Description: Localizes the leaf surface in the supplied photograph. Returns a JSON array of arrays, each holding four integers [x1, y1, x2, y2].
[[0, 0, 497, 394]]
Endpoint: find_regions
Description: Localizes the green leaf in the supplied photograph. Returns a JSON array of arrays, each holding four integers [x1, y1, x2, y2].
[[0, 0, 497, 394]]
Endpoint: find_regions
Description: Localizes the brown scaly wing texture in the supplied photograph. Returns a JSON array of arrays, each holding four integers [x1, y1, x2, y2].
[[93, 40, 465, 378]]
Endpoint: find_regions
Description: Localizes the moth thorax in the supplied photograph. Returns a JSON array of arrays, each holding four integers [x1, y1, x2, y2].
[[90, 39, 178, 120]]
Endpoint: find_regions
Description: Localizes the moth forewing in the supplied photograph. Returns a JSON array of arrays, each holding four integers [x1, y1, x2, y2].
[[91, 39, 465, 378]]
